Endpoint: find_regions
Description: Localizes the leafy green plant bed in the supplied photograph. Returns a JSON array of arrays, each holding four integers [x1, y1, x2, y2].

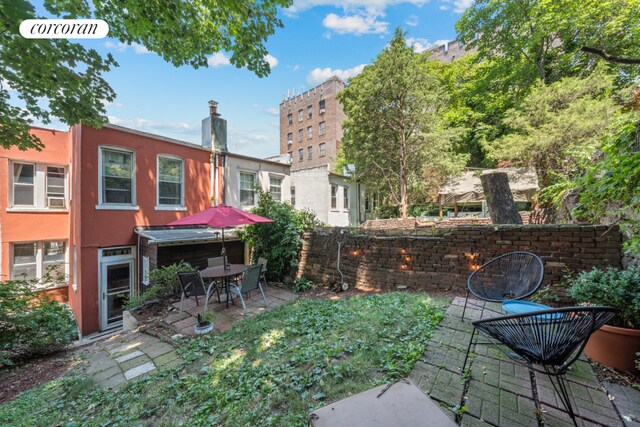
[[0, 293, 445, 426]]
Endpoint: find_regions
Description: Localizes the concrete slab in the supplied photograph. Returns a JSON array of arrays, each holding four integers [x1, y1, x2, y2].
[[124, 361, 156, 380], [114, 350, 145, 364]]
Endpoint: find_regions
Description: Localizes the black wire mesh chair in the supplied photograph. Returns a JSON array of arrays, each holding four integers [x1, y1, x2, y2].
[[461, 251, 544, 319], [462, 306, 615, 426]]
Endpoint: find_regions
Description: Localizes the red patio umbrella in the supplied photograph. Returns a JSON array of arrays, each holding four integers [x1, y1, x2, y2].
[[166, 204, 273, 258]]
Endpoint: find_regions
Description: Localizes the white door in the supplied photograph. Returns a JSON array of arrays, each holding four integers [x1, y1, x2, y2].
[[99, 247, 134, 330]]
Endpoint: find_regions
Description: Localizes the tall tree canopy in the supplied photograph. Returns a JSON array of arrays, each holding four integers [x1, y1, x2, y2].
[[486, 66, 618, 188], [457, 0, 640, 86], [1, 0, 290, 150], [338, 29, 468, 218]]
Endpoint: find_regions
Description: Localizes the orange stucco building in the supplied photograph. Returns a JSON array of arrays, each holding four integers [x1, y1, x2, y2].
[[1, 124, 213, 335]]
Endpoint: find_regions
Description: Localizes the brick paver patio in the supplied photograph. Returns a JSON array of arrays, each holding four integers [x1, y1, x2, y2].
[[79, 286, 298, 389], [409, 297, 640, 426]]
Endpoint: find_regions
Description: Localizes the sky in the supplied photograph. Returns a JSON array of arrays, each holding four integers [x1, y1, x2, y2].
[[33, 0, 472, 158]]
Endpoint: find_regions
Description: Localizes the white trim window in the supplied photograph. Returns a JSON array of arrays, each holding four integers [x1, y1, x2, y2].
[[269, 176, 283, 201], [100, 147, 135, 206], [287, 113, 293, 126], [343, 186, 349, 210], [157, 156, 184, 207], [307, 146, 313, 159], [46, 166, 66, 208], [319, 121, 326, 136], [307, 105, 313, 119], [239, 171, 257, 208], [319, 143, 326, 157], [11, 241, 67, 284], [298, 148, 304, 162], [12, 163, 35, 206], [287, 132, 293, 145], [307, 126, 313, 139], [319, 99, 326, 113], [298, 109, 303, 122], [9, 162, 68, 210], [298, 129, 304, 142], [331, 185, 337, 209]]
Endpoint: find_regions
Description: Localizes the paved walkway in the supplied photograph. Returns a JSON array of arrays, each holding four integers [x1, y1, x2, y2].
[[163, 285, 298, 336], [409, 297, 640, 426], [77, 330, 180, 389], [79, 286, 298, 389]]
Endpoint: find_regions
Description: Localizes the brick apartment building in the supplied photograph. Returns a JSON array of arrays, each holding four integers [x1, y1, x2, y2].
[[279, 76, 346, 172], [427, 40, 476, 63]]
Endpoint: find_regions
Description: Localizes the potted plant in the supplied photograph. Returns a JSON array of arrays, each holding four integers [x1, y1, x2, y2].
[[194, 310, 216, 335], [567, 266, 640, 374]]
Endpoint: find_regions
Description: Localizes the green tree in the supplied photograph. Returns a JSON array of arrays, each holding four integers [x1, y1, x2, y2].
[[238, 189, 321, 281], [338, 29, 468, 218], [485, 66, 618, 187], [457, 0, 640, 86], [1, 0, 291, 150]]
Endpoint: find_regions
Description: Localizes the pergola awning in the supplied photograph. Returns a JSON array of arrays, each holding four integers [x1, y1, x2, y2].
[[439, 167, 539, 205], [133, 226, 238, 245]]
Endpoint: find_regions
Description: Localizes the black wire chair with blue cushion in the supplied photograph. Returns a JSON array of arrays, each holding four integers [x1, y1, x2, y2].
[[461, 251, 544, 319], [462, 306, 615, 426]]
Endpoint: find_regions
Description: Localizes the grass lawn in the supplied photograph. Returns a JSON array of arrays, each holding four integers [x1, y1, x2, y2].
[[0, 292, 446, 426]]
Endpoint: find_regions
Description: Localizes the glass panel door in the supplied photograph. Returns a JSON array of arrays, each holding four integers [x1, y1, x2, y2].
[[100, 260, 133, 329]]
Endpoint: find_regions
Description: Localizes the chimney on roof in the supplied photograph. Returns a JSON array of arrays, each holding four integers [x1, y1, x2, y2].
[[201, 100, 227, 151]]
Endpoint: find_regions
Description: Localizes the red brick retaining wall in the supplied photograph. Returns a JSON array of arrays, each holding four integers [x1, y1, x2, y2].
[[298, 225, 621, 298]]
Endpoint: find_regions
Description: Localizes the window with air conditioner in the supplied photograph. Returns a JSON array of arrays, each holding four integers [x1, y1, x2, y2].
[[46, 166, 65, 208], [10, 162, 67, 210], [319, 99, 326, 114]]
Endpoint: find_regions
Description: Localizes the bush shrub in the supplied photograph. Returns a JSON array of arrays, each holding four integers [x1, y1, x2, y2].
[[238, 189, 321, 281], [124, 261, 196, 310], [0, 279, 77, 367], [566, 266, 640, 329]]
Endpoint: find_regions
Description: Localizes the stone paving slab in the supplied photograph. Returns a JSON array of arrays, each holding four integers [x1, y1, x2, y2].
[[410, 296, 637, 427], [78, 330, 183, 389]]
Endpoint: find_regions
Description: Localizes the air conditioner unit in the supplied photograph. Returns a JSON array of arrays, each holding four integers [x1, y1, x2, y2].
[[47, 197, 65, 208], [320, 108, 326, 114]]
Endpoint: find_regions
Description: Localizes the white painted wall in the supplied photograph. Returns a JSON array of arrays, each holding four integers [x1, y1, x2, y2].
[[291, 166, 329, 223], [291, 166, 364, 227], [224, 154, 291, 209]]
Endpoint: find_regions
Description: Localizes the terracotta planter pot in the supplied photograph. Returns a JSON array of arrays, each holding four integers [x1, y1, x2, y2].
[[584, 324, 640, 374]]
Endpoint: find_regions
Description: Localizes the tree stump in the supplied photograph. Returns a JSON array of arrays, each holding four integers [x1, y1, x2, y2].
[[480, 172, 523, 224]]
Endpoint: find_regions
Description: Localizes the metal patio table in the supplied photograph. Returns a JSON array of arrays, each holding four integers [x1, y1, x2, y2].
[[200, 264, 248, 308]]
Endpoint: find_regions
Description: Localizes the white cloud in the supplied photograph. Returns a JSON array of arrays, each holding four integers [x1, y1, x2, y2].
[[1, 78, 14, 92], [287, 64, 301, 72], [131, 43, 149, 54], [307, 64, 367, 85], [406, 37, 450, 53], [208, 52, 231, 68], [265, 107, 280, 116], [286, 0, 428, 15], [108, 115, 196, 136], [323, 10, 388, 35], [405, 15, 419, 26], [227, 128, 277, 156], [265, 54, 279, 68], [439, 0, 473, 13], [104, 41, 149, 54], [102, 99, 124, 108]]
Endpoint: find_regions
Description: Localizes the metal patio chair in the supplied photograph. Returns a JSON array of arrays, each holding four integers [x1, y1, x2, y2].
[[462, 306, 616, 426], [461, 251, 544, 319], [177, 271, 219, 314], [228, 264, 268, 316], [257, 257, 268, 288]]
